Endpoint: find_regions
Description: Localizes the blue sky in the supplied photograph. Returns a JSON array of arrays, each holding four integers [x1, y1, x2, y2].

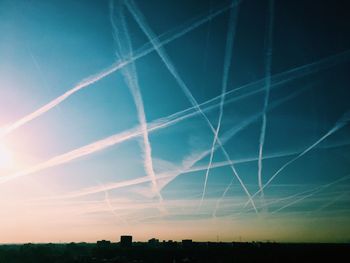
[[0, 0, 350, 243]]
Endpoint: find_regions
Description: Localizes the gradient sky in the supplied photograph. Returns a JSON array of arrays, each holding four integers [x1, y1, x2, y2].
[[0, 0, 350, 243]]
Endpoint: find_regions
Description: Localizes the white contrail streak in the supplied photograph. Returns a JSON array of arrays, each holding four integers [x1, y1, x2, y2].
[[271, 174, 350, 214], [124, 0, 259, 213], [200, 3, 240, 209], [247, 110, 350, 206], [257, 0, 275, 204], [110, 0, 162, 201], [0, 0, 233, 138]]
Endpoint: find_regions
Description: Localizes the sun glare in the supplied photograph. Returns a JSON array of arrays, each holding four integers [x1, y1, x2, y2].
[[0, 142, 13, 170]]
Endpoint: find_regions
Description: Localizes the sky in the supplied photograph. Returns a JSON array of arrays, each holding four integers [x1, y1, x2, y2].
[[0, 0, 350, 243]]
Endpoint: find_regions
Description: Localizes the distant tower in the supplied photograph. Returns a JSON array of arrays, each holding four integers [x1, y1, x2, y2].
[[120, 235, 132, 248]]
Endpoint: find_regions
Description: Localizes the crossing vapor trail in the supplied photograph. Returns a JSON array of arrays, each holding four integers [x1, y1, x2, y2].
[[200, 2, 240, 209], [59, 89, 303, 201], [110, 0, 163, 202], [271, 174, 350, 214], [247, 110, 350, 206], [1, 49, 348, 191], [125, 0, 258, 213], [0, 0, 233, 139], [257, 0, 275, 205]]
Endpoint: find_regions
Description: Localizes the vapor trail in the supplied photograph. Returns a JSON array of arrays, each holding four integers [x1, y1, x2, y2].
[[200, 3, 240, 209], [230, 184, 346, 218], [124, 0, 259, 213], [271, 174, 350, 214], [247, 110, 350, 205], [63, 174, 174, 199], [0, 52, 346, 186], [312, 192, 348, 213], [257, 0, 275, 204], [101, 182, 129, 225], [110, 0, 163, 202], [187, 138, 350, 174], [0, 0, 232, 138]]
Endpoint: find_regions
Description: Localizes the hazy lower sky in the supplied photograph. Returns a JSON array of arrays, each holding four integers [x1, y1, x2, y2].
[[0, 0, 350, 243]]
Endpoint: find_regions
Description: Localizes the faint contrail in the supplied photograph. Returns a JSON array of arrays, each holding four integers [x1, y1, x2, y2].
[[229, 183, 345, 218], [271, 174, 350, 214], [187, 137, 350, 174], [311, 192, 348, 213], [60, 149, 211, 200], [212, 178, 234, 218], [257, 0, 275, 204], [247, 110, 350, 205], [200, 3, 240, 209], [63, 174, 174, 199], [0, 0, 233, 138], [100, 180, 129, 225], [110, 0, 163, 202], [202, 0, 213, 71], [124, 0, 259, 213]]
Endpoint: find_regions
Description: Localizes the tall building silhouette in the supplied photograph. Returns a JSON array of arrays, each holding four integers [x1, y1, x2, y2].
[[120, 235, 132, 248]]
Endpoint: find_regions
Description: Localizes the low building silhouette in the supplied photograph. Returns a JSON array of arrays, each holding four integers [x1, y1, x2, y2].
[[148, 238, 159, 247], [96, 240, 111, 248], [182, 239, 193, 248]]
